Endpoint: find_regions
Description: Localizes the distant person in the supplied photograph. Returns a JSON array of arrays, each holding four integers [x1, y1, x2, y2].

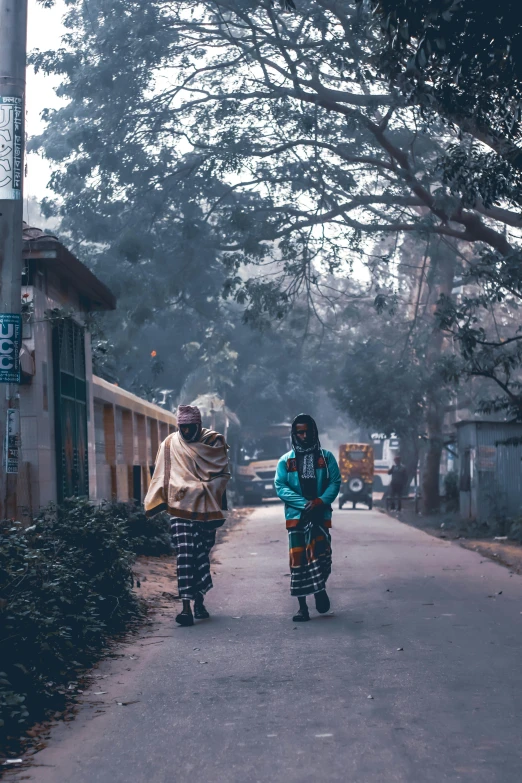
[[274, 414, 341, 622], [388, 455, 408, 511], [144, 405, 230, 627]]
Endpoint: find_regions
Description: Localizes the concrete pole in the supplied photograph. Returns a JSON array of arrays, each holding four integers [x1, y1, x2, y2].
[[0, 0, 28, 518]]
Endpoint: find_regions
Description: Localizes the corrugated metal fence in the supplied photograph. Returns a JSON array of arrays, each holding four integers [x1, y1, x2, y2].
[[457, 421, 522, 522]]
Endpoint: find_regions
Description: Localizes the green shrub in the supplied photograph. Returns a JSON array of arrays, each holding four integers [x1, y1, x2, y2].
[[117, 502, 172, 555], [507, 519, 522, 542], [0, 499, 143, 746]]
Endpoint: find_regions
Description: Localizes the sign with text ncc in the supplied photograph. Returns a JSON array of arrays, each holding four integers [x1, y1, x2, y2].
[[0, 96, 23, 200], [0, 314, 22, 382]]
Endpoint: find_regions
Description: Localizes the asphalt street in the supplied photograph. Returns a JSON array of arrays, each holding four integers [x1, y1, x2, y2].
[[13, 505, 522, 783]]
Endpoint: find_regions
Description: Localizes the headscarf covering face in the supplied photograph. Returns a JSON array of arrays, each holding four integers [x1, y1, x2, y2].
[[179, 423, 201, 442], [291, 414, 321, 499]]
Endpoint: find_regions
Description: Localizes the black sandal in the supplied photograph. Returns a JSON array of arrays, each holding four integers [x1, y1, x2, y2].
[[194, 602, 210, 620], [292, 608, 310, 622], [314, 590, 331, 614], [175, 610, 194, 627]]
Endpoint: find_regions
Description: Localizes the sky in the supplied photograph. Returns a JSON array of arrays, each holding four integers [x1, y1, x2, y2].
[[25, 0, 66, 215]]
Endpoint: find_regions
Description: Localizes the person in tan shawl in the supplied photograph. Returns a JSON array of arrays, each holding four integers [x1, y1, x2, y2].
[[144, 404, 230, 627]]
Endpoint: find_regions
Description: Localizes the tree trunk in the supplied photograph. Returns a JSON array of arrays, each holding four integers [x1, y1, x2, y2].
[[398, 432, 419, 491], [422, 396, 445, 513], [420, 245, 458, 515]]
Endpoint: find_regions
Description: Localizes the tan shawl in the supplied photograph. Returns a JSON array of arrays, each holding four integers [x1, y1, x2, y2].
[[144, 428, 231, 521]]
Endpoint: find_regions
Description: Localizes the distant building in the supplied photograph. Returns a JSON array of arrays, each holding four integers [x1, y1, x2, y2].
[[17, 225, 176, 517]]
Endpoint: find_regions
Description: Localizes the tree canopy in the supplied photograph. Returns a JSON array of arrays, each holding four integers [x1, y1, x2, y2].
[[368, 0, 522, 169], [31, 0, 522, 272], [30, 0, 522, 511]]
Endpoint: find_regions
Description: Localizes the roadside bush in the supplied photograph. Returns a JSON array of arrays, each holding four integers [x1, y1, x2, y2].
[[507, 519, 522, 543], [119, 502, 172, 555], [0, 498, 143, 748]]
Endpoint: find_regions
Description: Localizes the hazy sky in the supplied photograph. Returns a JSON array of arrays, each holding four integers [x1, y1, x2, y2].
[[25, 0, 66, 209]]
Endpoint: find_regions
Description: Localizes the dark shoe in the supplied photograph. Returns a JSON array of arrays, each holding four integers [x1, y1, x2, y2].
[[315, 590, 331, 614], [292, 608, 310, 622], [175, 609, 194, 627], [194, 602, 210, 620]]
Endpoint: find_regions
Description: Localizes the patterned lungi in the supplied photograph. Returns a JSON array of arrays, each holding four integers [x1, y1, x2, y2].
[[170, 518, 223, 600], [288, 517, 332, 597]]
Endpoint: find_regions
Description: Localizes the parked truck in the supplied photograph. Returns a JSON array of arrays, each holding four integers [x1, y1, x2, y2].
[[235, 423, 291, 505]]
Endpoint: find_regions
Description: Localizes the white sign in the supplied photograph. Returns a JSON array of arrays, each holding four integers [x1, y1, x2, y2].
[[5, 408, 19, 474], [0, 97, 23, 200]]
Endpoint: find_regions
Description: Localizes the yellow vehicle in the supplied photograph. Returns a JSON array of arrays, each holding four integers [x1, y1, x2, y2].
[[338, 443, 374, 510]]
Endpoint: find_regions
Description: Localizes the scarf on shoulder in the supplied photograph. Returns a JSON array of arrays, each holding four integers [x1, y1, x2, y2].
[[144, 428, 231, 521]]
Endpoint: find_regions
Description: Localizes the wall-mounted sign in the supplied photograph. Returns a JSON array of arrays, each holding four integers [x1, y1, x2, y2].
[[0, 314, 22, 382], [0, 96, 23, 200], [5, 407, 19, 474]]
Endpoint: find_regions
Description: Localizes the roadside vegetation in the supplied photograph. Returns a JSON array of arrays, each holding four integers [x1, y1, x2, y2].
[[0, 499, 171, 757]]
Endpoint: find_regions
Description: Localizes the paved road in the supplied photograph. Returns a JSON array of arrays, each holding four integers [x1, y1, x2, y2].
[[14, 506, 522, 783]]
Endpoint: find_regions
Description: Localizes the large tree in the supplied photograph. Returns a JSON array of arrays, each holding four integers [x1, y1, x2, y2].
[[31, 0, 521, 271], [31, 0, 522, 510], [334, 232, 460, 511], [367, 0, 522, 173]]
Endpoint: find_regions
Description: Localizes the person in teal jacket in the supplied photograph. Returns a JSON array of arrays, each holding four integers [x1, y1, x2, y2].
[[274, 414, 341, 622]]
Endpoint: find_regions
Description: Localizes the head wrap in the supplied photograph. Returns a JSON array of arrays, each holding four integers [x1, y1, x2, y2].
[[291, 413, 320, 453], [177, 405, 202, 426], [291, 413, 321, 500]]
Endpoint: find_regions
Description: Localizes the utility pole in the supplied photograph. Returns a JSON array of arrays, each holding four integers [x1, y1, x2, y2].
[[0, 0, 28, 518]]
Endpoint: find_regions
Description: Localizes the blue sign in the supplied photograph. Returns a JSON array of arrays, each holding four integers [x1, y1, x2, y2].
[[0, 314, 22, 382]]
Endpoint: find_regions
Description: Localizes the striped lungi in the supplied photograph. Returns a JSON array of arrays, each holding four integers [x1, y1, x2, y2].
[[288, 518, 332, 597], [170, 518, 223, 600]]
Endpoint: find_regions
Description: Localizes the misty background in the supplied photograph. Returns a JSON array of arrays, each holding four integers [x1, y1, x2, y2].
[[23, 0, 522, 513]]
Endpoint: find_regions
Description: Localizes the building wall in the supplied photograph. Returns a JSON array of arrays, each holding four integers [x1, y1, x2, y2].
[[94, 401, 112, 501], [19, 285, 60, 514], [92, 376, 177, 504], [18, 283, 177, 516], [85, 330, 97, 501]]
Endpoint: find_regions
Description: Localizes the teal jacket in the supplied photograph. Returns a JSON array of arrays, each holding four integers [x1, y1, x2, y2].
[[274, 448, 341, 528]]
